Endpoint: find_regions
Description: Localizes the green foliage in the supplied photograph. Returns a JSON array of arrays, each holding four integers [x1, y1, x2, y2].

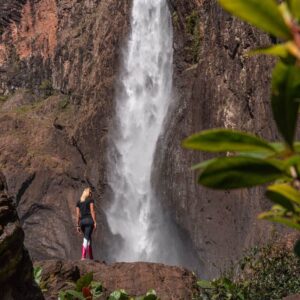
[[58, 273, 102, 300], [90, 281, 103, 298], [33, 266, 48, 292], [183, 129, 277, 153], [33, 266, 42, 286], [58, 273, 158, 300], [218, 0, 291, 39], [138, 290, 158, 300], [197, 241, 300, 299], [249, 43, 291, 59], [271, 61, 300, 148], [259, 183, 300, 231], [59, 290, 86, 300], [184, 0, 300, 257], [0, 95, 9, 102], [186, 10, 199, 35], [186, 10, 201, 62], [75, 272, 93, 292], [108, 290, 129, 300], [39, 79, 52, 91], [289, 0, 300, 20], [59, 96, 70, 110], [198, 156, 284, 189], [172, 12, 179, 29], [39, 79, 54, 97], [108, 289, 158, 300]]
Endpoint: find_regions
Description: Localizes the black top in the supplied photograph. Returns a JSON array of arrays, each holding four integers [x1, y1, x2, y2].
[[76, 198, 94, 219]]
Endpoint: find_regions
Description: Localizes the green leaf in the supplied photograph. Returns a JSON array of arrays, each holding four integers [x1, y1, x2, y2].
[[249, 43, 290, 58], [294, 239, 300, 257], [192, 158, 218, 170], [64, 290, 85, 300], [259, 206, 300, 230], [218, 0, 291, 39], [272, 62, 300, 148], [183, 129, 276, 153], [267, 183, 300, 207], [198, 156, 284, 189], [33, 266, 42, 286], [237, 151, 273, 159], [75, 272, 93, 292], [90, 281, 103, 298], [109, 290, 129, 300], [58, 291, 66, 300], [143, 289, 158, 300], [197, 280, 214, 289], [266, 190, 295, 212], [290, 0, 300, 20]]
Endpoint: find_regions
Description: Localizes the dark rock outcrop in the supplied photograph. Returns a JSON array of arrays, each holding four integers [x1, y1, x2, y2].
[[34, 260, 198, 300], [0, 171, 43, 300]]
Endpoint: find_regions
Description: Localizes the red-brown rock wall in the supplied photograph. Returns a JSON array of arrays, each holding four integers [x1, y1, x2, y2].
[[0, 0, 130, 262]]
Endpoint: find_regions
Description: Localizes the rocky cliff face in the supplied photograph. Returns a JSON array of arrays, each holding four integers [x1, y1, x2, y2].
[[0, 0, 277, 279], [0, 0, 130, 261], [155, 0, 277, 277], [0, 171, 43, 299]]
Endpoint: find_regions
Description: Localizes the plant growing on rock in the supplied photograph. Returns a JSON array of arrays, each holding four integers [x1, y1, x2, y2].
[[58, 272, 158, 300], [183, 0, 300, 256], [58, 272, 102, 300], [39, 79, 54, 97], [108, 289, 158, 300], [197, 238, 300, 299], [33, 266, 47, 292]]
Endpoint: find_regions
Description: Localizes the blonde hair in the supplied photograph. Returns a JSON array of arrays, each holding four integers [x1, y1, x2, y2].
[[80, 187, 91, 202]]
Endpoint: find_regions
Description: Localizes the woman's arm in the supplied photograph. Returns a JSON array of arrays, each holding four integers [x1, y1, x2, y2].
[[76, 207, 81, 233], [90, 203, 97, 230]]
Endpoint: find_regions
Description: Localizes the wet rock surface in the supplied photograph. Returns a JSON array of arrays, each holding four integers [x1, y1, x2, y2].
[[34, 259, 198, 300], [0, 171, 43, 300]]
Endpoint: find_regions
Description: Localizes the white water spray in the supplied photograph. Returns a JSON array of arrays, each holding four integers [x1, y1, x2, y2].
[[106, 0, 180, 263]]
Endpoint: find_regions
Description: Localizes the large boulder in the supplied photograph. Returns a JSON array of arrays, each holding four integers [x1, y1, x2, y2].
[[35, 260, 198, 300]]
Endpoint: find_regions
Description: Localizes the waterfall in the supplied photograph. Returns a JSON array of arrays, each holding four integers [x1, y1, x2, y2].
[[106, 0, 195, 267]]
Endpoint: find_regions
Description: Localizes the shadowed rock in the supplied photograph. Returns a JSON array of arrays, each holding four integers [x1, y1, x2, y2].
[[0, 171, 43, 300]]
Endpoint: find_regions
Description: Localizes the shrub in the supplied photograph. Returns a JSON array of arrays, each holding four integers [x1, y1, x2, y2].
[[197, 239, 300, 299]]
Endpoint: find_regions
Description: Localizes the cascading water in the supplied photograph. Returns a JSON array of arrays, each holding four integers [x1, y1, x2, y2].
[[106, 0, 198, 268]]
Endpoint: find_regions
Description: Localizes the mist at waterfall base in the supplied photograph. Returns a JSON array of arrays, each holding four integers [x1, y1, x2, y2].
[[105, 0, 201, 274]]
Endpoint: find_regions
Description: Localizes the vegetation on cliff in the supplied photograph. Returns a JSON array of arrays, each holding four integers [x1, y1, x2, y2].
[[197, 236, 300, 299]]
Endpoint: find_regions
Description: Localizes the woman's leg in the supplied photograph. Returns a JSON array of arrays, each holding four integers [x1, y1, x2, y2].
[[80, 218, 94, 260], [80, 225, 88, 259], [86, 225, 94, 259]]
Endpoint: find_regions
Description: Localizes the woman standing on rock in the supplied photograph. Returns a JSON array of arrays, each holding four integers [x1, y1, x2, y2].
[[76, 187, 97, 260]]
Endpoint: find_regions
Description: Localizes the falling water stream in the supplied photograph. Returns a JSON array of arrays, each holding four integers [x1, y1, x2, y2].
[[106, 0, 191, 266]]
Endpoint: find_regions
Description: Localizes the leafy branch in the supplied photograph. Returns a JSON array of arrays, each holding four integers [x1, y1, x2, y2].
[[183, 0, 300, 256]]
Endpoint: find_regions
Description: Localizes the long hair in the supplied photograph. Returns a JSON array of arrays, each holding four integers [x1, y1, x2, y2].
[[80, 187, 91, 202]]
